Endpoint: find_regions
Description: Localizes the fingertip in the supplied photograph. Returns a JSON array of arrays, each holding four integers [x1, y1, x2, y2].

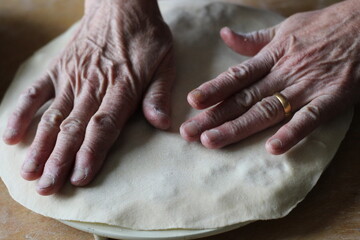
[[187, 92, 197, 109], [220, 27, 271, 56], [21, 168, 41, 181], [220, 26, 233, 38], [265, 138, 286, 155], [220, 27, 243, 50], [2, 128, 21, 145], [36, 188, 53, 196], [144, 106, 172, 130], [71, 180, 87, 187], [36, 174, 56, 196], [70, 167, 89, 186], [187, 89, 208, 110], [156, 115, 172, 130], [180, 121, 200, 142], [200, 130, 223, 149], [71, 151, 105, 187]]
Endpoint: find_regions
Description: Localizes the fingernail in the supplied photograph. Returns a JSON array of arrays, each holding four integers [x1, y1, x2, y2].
[[190, 89, 207, 104], [22, 160, 39, 173], [182, 121, 200, 137], [203, 129, 222, 144], [38, 175, 55, 189], [3, 128, 18, 140], [268, 139, 282, 150], [71, 168, 87, 182]]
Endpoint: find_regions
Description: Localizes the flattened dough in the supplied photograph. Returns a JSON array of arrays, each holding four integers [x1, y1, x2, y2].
[[0, 1, 353, 230]]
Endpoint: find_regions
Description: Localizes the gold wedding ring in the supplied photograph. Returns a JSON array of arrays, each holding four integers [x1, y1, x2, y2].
[[273, 92, 292, 117]]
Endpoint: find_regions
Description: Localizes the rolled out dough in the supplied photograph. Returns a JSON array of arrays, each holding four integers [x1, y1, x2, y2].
[[0, 1, 353, 230]]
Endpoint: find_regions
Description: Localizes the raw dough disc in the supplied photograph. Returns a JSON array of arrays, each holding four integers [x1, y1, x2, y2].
[[0, 1, 353, 230]]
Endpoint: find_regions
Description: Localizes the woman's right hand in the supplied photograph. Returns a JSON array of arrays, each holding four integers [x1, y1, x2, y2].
[[180, 0, 360, 154]]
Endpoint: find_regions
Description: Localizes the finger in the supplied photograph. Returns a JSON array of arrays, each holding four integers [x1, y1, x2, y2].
[[220, 25, 278, 56], [266, 95, 340, 155], [200, 94, 287, 149], [20, 90, 73, 181], [71, 84, 136, 186], [3, 74, 55, 145], [36, 92, 100, 195], [180, 72, 283, 141], [187, 49, 280, 110], [142, 51, 175, 130]]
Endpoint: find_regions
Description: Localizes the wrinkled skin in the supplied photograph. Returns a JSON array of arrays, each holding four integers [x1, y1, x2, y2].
[[2, 0, 174, 195], [180, 0, 360, 154], [3, 0, 360, 195]]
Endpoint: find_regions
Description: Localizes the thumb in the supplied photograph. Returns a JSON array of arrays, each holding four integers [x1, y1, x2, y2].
[[142, 50, 175, 130], [220, 25, 278, 56]]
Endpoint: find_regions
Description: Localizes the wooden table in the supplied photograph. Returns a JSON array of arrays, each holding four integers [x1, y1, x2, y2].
[[0, 1, 359, 239]]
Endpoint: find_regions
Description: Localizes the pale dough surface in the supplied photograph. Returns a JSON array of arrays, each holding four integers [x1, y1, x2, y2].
[[0, 1, 353, 230]]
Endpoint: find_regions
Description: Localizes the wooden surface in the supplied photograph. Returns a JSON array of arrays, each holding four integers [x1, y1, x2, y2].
[[0, 0, 359, 239]]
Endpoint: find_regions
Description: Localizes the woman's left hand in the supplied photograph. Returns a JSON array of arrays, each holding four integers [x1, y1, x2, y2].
[[2, 0, 175, 195], [180, 0, 360, 154]]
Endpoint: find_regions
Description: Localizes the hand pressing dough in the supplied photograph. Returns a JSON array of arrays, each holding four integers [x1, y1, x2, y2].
[[0, 1, 353, 230]]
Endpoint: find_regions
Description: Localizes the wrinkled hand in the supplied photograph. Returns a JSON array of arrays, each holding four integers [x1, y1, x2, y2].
[[3, 0, 174, 195], [181, 0, 360, 154]]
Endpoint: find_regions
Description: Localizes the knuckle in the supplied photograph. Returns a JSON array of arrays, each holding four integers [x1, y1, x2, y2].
[[48, 153, 69, 169], [203, 109, 221, 125], [300, 105, 321, 122], [234, 87, 261, 108], [256, 98, 280, 120], [60, 118, 86, 135], [29, 147, 48, 161], [78, 145, 98, 161], [40, 109, 64, 128], [281, 124, 299, 139], [261, 50, 278, 67], [12, 85, 47, 121], [226, 121, 242, 136], [21, 86, 41, 101], [227, 64, 251, 82], [252, 31, 264, 42], [91, 112, 119, 133], [201, 81, 220, 97]]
